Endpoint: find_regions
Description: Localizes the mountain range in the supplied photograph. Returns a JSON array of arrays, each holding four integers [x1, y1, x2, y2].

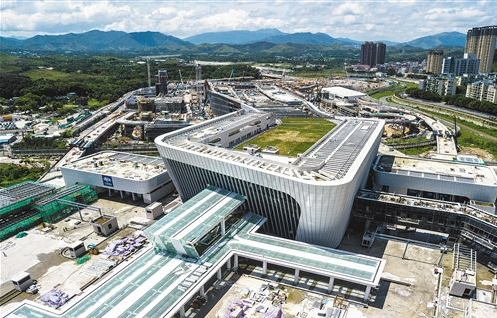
[[0, 29, 473, 53]]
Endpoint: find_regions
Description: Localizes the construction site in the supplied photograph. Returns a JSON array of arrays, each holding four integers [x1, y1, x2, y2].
[[1, 66, 497, 318]]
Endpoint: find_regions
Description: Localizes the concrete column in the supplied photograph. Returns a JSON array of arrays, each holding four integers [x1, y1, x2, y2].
[[220, 217, 226, 236], [120, 190, 124, 199], [179, 306, 185, 318], [294, 269, 300, 285], [108, 188, 112, 197], [234, 255, 239, 268], [217, 268, 222, 280], [262, 260, 267, 275], [132, 193, 136, 201], [227, 257, 231, 269], [364, 285, 372, 301], [199, 285, 205, 297], [328, 277, 335, 293]]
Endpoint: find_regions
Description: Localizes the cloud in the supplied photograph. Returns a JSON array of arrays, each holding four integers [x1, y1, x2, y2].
[[0, 0, 496, 41]]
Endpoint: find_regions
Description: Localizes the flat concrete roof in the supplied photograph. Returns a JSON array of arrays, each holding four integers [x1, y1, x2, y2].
[[322, 87, 366, 98], [159, 110, 383, 183], [61, 151, 166, 182], [374, 155, 497, 186]]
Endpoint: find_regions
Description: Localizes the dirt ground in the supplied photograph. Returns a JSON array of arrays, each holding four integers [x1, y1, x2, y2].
[[0, 195, 169, 309], [384, 124, 410, 138], [459, 146, 495, 161], [204, 275, 339, 318], [339, 234, 441, 318]]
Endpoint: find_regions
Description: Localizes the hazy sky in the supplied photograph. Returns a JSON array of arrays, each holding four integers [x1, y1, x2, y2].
[[1, 0, 496, 41]]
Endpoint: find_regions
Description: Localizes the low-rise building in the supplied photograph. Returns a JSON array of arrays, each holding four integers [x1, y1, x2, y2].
[[61, 151, 175, 204], [419, 76, 456, 96], [321, 87, 366, 102], [466, 81, 497, 103], [372, 155, 497, 206]]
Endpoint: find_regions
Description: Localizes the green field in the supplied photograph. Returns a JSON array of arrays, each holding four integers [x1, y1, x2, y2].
[[371, 90, 395, 99], [400, 145, 435, 156], [21, 69, 101, 81], [292, 68, 345, 78], [384, 135, 430, 145], [0, 163, 48, 187], [236, 117, 336, 157]]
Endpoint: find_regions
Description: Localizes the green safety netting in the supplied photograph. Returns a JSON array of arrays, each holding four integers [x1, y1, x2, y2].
[[36, 186, 98, 223]]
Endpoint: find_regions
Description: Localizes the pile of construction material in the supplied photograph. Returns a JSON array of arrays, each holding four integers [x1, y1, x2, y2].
[[102, 234, 147, 257], [40, 289, 69, 308], [83, 259, 116, 278]]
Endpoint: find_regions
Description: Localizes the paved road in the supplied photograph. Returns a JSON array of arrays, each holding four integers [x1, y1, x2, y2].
[[403, 96, 495, 121]]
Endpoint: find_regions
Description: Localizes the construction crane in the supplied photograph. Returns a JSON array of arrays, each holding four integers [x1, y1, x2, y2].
[[179, 69, 183, 85], [344, 62, 350, 85]]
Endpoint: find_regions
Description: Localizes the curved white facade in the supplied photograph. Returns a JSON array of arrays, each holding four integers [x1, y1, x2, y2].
[[156, 111, 384, 247]]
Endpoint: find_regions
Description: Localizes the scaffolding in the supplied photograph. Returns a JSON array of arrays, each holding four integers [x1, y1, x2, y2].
[[0, 197, 33, 218], [0, 183, 98, 241], [0, 181, 54, 212], [0, 214, 42, 241], [35, 185, 98, 223]]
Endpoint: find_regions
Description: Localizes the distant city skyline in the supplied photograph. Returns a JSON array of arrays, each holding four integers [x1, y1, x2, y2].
[[1, 0, 496, 41]]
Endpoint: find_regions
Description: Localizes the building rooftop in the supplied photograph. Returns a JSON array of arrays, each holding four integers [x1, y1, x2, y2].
[[62, 151, 166, 181], [5, 187, 385, 318], [145, 186, 245, 248], [158, 110, 383, 183], [374, 155, 497, 186], [322, 87, 366, 99]]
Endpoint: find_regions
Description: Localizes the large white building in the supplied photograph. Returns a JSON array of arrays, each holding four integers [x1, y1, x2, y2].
[[321, 86, 366, 102], [61, 151, 174, 203], [155, 110, 384, 247]]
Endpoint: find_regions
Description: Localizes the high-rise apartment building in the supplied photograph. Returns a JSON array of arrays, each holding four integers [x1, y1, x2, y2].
[[426, 50, 443, 74], [465, 26, 497, 73], [361, 42, 386, 67], [441, 53, 480, 76]]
